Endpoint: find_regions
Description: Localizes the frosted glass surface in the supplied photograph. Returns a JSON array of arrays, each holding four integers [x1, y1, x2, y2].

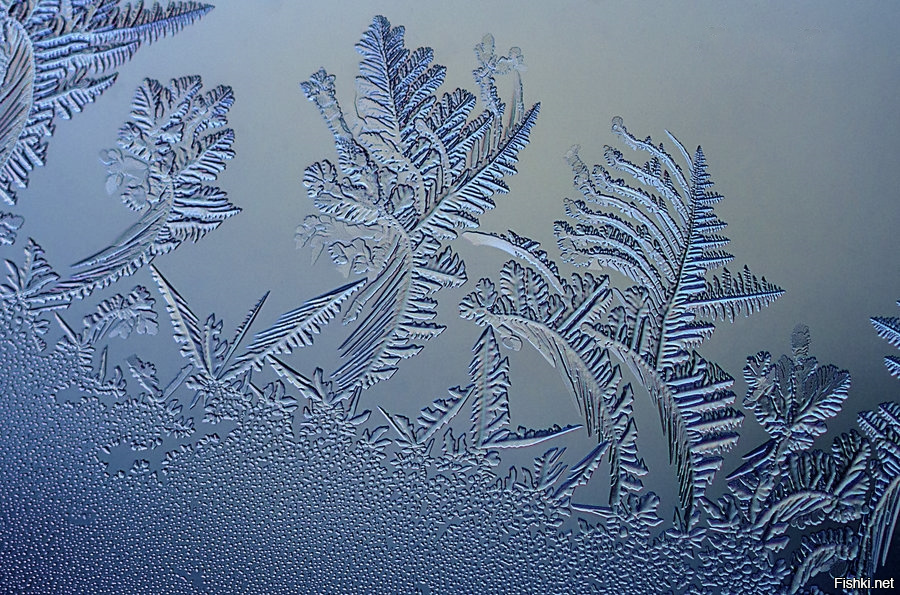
[[2, 2, 900, 593]]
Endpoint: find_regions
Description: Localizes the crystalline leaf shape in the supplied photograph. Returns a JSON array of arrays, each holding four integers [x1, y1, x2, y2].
[[0, 1, 213, 206], [52, 75, 238, 299], [551, 118, 784, 524], [872, 301, 900, 378], [299, 16, 538, 397]]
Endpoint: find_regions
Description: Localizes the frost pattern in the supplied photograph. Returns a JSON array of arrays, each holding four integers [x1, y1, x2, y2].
[[461, 119, 785, 527], [872, 301, 900, 379], [52, 75, 239, 299], [0, 0, 212, 206], [857, 302, 900, 577], [1, 12, 899, 595], [296, 16, 539, 396], [548, 119, 784, 525], [0, 1, 212, 244]]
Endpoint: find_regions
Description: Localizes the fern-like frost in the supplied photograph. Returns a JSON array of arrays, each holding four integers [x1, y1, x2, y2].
[[551, 118, 783, 525], [52, 76, 238, 299], [0, 1, 212, 206], [299, 16, 538, 397]]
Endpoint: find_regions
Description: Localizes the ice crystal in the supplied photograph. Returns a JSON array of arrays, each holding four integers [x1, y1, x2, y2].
[[548, 119, 785, 525], [297, 15, 539, 396], [0, 1, 212, 205], [52, 75, 238, 299], [0, 1, 211, 250]]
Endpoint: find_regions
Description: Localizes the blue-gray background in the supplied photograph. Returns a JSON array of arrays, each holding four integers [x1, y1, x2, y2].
[[13, 0, 900, 526]]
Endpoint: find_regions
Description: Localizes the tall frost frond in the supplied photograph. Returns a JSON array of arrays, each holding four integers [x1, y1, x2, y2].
[[149, 264, 205, 373], [230, 279, 365, 376], [467, 326, 510, 447], [555, 118, 783, 367], [0, 17, 33, 197], [550, 117, 782, 525], [854, 302, 900, 574], [299, 16, 537, 397]]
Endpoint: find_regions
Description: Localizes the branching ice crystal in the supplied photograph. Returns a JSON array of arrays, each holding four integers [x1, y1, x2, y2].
[[53, 75, 239, 299], [0, 0, 212, 243], [297, 16, 539, 396], [465, 118, 784, 527]]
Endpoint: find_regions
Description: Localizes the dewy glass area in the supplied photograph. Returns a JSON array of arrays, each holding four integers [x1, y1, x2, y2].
[[1, 1, 899, 593]]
